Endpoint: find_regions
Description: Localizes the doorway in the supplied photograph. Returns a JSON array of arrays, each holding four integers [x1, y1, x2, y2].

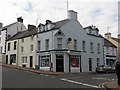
[[6, 55, 8, 64], [30, 56, 33, 68], [56, 55, 64, 72]]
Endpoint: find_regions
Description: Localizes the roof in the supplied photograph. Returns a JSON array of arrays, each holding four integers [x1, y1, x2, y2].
[[8, 28, 37, 41], [53, 19, 70, 29], [104, 38, 117, 48], [0, 22, 17, 31], [112, 37, 120, 43]]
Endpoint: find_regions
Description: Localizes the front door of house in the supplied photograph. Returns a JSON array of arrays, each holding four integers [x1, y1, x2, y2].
[[30, 56, 33, 68], [56, 55, 64, 72], [6, 55, 8, 64]]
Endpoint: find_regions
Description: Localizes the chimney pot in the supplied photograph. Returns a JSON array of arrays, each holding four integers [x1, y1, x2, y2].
[[17, 17, 23, 23], [68, 10, 77, 20]]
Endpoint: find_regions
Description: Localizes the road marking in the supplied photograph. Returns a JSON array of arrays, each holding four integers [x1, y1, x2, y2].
[[61, 78, 99, 88], [92, 77, 108, 80]]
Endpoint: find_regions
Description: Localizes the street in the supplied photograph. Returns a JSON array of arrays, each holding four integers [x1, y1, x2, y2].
[[2, 66, 117, 89]]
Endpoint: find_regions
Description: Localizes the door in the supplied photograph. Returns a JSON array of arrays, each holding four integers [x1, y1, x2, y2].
[[56, 55, 64, 72], [6, 55, 8, 64], [30, 56, 33, 68], [89, 58, 92, 71]]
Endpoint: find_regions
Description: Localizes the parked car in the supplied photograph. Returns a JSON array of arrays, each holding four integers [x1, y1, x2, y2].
[[96, 65, 115, 73]]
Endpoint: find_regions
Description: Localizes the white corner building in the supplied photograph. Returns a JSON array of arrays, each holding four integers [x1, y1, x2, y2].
[[36, 10, 104, 73]]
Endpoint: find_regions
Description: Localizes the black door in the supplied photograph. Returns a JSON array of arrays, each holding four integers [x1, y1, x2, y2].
[[56, 55, 64, 72], [6, 55, 8, 64], [30, 56, 33, 68]]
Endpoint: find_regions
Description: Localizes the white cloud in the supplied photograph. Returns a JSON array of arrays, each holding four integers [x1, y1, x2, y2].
[[0, 0, 119, 37]]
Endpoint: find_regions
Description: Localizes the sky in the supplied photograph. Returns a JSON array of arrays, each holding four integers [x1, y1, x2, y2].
[[0, 0, 119, 38]]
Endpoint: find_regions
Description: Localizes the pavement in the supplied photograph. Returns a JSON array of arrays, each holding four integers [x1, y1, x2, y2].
[[102, 80, 119, 90], [1, 63, 119, 90]]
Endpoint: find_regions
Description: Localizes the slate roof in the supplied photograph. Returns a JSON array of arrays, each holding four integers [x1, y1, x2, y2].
[[8, 28, 37, 41], [53, 19, 70, 29], [112, 37, 120, 43], [0, 22, 17, 31], [104, 38, 117, 48]]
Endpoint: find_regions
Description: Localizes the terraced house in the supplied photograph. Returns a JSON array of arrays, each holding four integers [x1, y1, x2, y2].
[[36, 10, 104, 73], [6, 25, 37, 68], [0, 17, 26, 63]]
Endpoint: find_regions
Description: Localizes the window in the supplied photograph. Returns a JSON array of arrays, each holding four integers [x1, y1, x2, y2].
[[90, 42, 94, 53], [0, 37, 1, 43], [82, 41, 86, 51], [10, 54, 16, 63], [45, 39, 49, 50], [112, 47, 115, 55], [57, 38, 62, 49], [106, 47, 109, 54], [41, 55, 50, 67], [21, 38, 24, 42], [37, 41, 41, 51], [97, 43, 100, 54], [14, 41, 17, 50], [97, 58, 99, 66], [89, 58, 92, 71], [22, 56, 27, 64], [21, 46, 24, 52], [30, 45, 33, 51], [70, 55, 79, 67], [31, 36, 34, 40], [74, 39, 77, 50], [8, 43, 10, 51]]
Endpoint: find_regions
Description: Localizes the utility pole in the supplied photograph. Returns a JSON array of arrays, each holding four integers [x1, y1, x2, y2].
[[66, 0, 69, 18]]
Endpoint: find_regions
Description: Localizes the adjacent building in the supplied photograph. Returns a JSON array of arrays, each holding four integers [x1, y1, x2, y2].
[[6, 25, 37, 68], [36, 10, 104, 72], [103, 38, 117, 68], [105, 33, 120, 61]]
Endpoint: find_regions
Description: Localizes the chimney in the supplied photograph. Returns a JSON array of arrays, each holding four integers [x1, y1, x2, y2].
[[68, 10, 77, 20], [118, 34, 120, 39], [28, 24, 36, 31], [17, 17, 23, 23], [104, 33, 111, 39], [45, 20, 54, 30], [0, 23, 3, 28]]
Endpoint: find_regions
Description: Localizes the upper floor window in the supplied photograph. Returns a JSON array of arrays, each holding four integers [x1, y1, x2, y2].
[[74, 39, 77, 50], [37, 41, 41, 51], [82, 41, 86, 51], [57, 38, 62, 49], [106, 47, 109, 54], [0, 37, 1, 43], [90, 42, 94, 53], [30, 45, 33, 51], [14, 41, 17, 50], [97, 43, 100, 54], [21, 38, 24, 42], [8, 43, 10, 51], [21, 46, 24, 52], [45, 39, 49, 50], [31, 36, 34, 40]]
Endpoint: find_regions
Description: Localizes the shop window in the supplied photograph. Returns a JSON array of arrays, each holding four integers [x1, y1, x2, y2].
[[41, 55, 50, 67], [70, 55, 79, 67]]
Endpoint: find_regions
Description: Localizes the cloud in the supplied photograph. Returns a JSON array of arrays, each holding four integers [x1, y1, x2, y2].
[[0, 0, 119, 38]]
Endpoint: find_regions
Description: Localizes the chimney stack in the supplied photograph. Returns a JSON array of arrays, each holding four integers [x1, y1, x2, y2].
[[104, 33, 111, 39], [28, 24, 36, 31], [68, 10, 77, 20], [0, 23, 3, 28], [17, 17, 23, 23]]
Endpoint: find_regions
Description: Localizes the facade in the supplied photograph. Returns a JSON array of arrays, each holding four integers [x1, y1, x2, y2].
[[36, 10, 104, 73], [0, 17, 26, 54], [6, 25, 37, 68], [103, 38, 117, 68], [105, 33, 120, 61]]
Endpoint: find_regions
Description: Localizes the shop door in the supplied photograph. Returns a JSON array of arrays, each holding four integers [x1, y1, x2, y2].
[[56, 55, 64, 72]]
